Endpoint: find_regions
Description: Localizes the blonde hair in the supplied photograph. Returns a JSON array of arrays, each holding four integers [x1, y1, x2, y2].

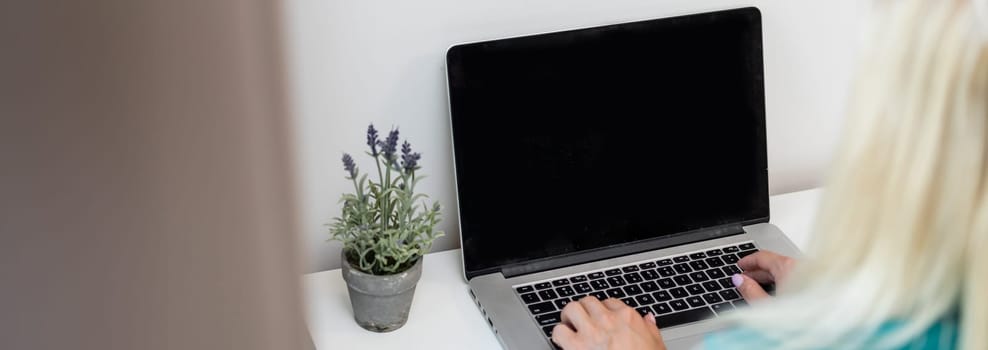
[[732, 0, 988, 348]]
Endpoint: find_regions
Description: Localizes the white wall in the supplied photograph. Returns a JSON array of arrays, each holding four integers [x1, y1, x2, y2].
[[285, 0, 863, 273]]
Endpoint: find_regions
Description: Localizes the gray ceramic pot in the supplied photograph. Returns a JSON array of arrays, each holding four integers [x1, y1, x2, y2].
[[340, 252, 423, 332]]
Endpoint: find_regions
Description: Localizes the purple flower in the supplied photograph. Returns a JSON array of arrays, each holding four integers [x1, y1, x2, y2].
[[342, 153, 357, 178], [399, 140, 421, 174], [378, 128, 400, 165], [366, 124, 380, 157], [402, 152, 421, 174]]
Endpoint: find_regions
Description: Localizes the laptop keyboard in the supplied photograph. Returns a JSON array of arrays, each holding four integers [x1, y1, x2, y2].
[[513, 242, 759, 343]]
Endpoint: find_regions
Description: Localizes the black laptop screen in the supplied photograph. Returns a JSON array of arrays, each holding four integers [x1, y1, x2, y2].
[[447, 8, 768, 277]]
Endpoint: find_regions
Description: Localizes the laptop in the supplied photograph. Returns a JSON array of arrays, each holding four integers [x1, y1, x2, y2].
[[444, 7, 801, 350]]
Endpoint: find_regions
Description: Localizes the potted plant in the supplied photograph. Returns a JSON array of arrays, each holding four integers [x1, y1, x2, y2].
[[329, 124, 443, 332]]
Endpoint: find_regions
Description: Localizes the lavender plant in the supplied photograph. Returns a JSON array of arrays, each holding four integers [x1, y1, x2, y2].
[[329, 124, 443, 275]]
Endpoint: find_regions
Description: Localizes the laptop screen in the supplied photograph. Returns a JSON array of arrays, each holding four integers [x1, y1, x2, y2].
[[447, 7, 768, 278]]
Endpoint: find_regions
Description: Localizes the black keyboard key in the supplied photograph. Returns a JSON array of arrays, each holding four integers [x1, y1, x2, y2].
[[570, 275, 588, 283], [606, 288, 626, 299], [574, 283, 592, 293], [707, 268, 726, 279], [622, 266, 640, 273], [635, 306, 651, 316], [588, 272, 605, 279], [763, 282, 777, 295], [535, 311, 561, 326], [719, 289, 741, 301], [652, 290, 671, 301], [572, 294, 586, 301], [673, 275, 692, 286], [689, 252, 707, 260], [657, 278, 676, 289], [686, 296, 706, 307], [657, 259, 674, 266], [722, 254, 740, 264], [528, 301, 555, 314], [689, 260, 709, 270], [658, 266, 676, 277], [517, 285, 534, 293], [624, 272, 643, 283], [673, 263, 692, 274], [639, 262, 657, 269], [623, 284, 644, 296], [641, 281, 660, 292], [722, 265, 742, 276], [733, 299, 749, 308], [673, 256, 690, 263], [737, 249, 758, 258], [686, 284, 706, 295], [706, 249, 723, 256], [739, 243, 756, 250], [620, 297, 638, 307], [606, 276, 626, 287], [552, 278, 570, 286], [521, 292, 540, 304], [590, 291, 607, 300], [705, 257, 725, 268], [543, 325, 555, 337], [669, 299, 689, 311], [702, 292, 723, 304], [539, 289, 559, 300], [652, 302, 672, 314], [635, 293, 656, 305], [640, 269, 660, 280], [723, 246, 740, 253], [591, 279, 609, 290], [605, 269, 622, 276], [554, 298, 572, 309], [556, 286, 575, 297], [711, 302, 735, 314], [655, 307, 715, 328], [689, 272, 709, 282], [535, 282, 552, 290], [718, 277, 734, 289], [702, 281, 722, 292], [669, 287, 688, 299]]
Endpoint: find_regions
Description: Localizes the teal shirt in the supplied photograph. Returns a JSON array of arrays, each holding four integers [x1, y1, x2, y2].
[[704, 317, 958, 349]]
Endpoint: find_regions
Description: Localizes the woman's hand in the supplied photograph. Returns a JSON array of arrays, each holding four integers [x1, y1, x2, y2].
[[732, 250, 796, 301], [551, 297, 667, 350]]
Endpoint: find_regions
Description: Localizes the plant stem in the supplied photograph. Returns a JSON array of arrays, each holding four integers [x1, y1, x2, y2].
[[399, 172, 409, 241], [406, 171, 415, 230], [383, 158, 391, 231], [373, 154, 385, 230], [351, 177, 361, 201], [374, 155, 384, 194]]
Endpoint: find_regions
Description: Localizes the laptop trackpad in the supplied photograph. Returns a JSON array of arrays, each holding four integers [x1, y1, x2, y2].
[[664, 334, 704, 350]]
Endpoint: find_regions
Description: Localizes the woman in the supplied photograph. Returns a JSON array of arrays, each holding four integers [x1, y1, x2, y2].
[[551, 0, 987, 348]]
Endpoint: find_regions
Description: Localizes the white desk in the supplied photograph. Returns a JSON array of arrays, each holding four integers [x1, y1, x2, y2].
[[304, 188, 822, 350]]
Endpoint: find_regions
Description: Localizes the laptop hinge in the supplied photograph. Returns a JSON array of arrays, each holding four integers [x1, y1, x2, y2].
[[500, 223, 745, 278]]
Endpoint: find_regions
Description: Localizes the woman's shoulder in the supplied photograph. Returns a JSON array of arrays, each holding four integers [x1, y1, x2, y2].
[[702, 317, 958, 349]]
